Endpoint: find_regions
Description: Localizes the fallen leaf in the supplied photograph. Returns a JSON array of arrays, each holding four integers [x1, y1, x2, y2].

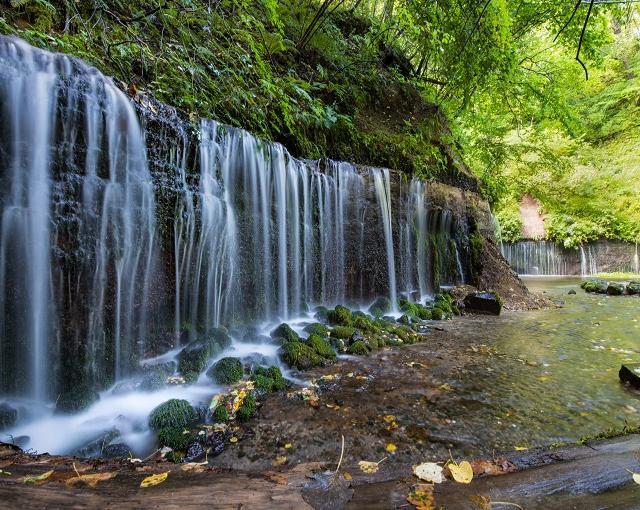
[[383, 415, 396, 422], [407, 484, 434, 510], [264, 471, 288, 485], [469, 494, 491, 510], [514, 446, 528, 451], [385, 443, 397, 453], [634, 472, 640, 485], [0, 469, 11, 476], [413, 462, 444, 483], [22, 470, 54, 484], [448, 461, 473, 484], [229, 437, 238, 443], [181, 462, 207, 473], [272, 456, 287, 466], [66, 472, 117, 488], [284, 443, 293, 449], [358, 461, 379, 474], [469, 459, 517, 477], [140, 471, 169, 488], [343, 471, 352, 481]]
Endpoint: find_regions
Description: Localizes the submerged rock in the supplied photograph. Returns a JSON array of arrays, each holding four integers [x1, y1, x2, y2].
[[463, 292, 502, 315], [207, 357, 244, 384], [0, 403, 17, 430], [568, 289, 577, 295]]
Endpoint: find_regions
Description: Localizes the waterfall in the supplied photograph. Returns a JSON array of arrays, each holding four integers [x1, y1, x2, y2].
[[0, 36, 470, 400]]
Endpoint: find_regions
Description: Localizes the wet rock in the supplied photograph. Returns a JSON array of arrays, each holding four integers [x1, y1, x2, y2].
[[184, 441, 206, 462], [270, 323, 300, 343], [207, 357, 244, 384], [568, 289, 577, 295], [177, 339, 217, 382], [348, 340, 368, 355], [280, 340, 324, 370], [581, 279, 608, 294], [619, 364, 640, 389], [140, 361, 177, 391], [607, 282, 625, 296], [349, 329, 364, 344], [330, 326, 357, 340], [328, 305, 353, 326], [306, 334, 336, 360], [56, 384, 100, 413], [303, 322, 330, 336], [329, 337, 346, 353], [10, 435, 29, 448], [0, 403, 17, 431], [397, 314, 411, 325], [206, 430, 228, 456], [314, 306, 330, 322], [75, 429, 120, 457], [463, 292, 502, 315], [102, 443, 132, 459], [242, 352, 271, 373], [627, 281, 640, 295], [369, 296, 392, 317]]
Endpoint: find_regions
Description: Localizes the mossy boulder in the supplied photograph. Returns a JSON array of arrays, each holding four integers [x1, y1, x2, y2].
[[236, 392, 256, 422], [280, 340, 324, 370], [303, 322, 330, 336], [627, 281, 640, 295], [212, 405, 230, 423], [348, 340, 369, 355], [207, 357, 244, 384], [307, 334, 337, 360], [314, 306, 330, 322], [330, 326, 357, 339], [56, 384, 100, 413], [328, 305, 353, 326], [463, 292, 502, 315], [398, 314, 411, 325], [417, 307, 432, 320], [607, 282, 625, 296], [149, 399, 197, 431], [430, 307, 444, 320], [270, 323, 300, 343], [178, 335, 227, 382], [353, 315, 377, 332], [158, 427, 196, 451], [399, 301, 420, 317], [252, 365, 287, 392], [581, 279, 608, 294], [434, 293, 453, 314], [369, 296, 392, 317]]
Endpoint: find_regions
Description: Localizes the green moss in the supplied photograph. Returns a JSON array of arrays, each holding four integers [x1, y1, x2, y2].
[[212, 405, 230, 423], [270, 323, 300, 343], [280, 341, 324, 370], [431, 307, 444, 320], [330, 326, 357, 339], [303, 323, 330, 336], [581, 279, 608, 293], [252, 373, 275, 392], [157, 427, 195, 451], [307, 334, 337, 360], [348, 340, 369, 355], [314, 306, 330, 322], [417, 307, 432, 320], [328, 305, 353, 326], [207, 357, 244, 384], [149, 399, 196, 431], [236, 392, 257, 422], [178, 337, 225, 382]]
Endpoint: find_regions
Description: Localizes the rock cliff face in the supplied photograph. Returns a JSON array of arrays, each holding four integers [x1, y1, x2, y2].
[[0, 36, 534, 399]]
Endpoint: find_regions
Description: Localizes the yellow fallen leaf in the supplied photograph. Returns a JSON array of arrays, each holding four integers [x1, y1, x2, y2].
[[514, 446, 528, 451], [284, 443, 293, 449], [407, 484, 434, 510], [181, 462, 207, 472], [383, 415, 396, 422], [272, 456, 287, 466], [358, 461, 380, 474], [634, 472, 640, 485], [448, 461, 473, 484], [66, 472, 117, 488], [22, 470, 54, 484], [229, 437, 238, 443], [343, 471, 353, 481], [0, 469, 11, 476], [413, 462, 444, 483], [140, 471, 169, 488], [385, 443, 397, 453]]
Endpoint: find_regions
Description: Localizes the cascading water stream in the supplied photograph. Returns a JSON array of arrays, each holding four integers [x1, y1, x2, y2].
[[372, 168, 397, 309]]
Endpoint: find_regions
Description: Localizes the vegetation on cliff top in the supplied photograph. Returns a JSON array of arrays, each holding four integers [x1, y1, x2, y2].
[[1, 1, 638, 244]]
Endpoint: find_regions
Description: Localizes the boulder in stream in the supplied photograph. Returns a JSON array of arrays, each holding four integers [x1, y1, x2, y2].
[[619, 364, 640, 389], [581, 279, 608, 294], [626, 281, 640, 295], [463, 292, 502, 315], [606, 282, 625, 296]]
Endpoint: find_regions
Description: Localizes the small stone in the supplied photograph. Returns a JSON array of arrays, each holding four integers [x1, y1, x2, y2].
[[184, 441, 206, 462]]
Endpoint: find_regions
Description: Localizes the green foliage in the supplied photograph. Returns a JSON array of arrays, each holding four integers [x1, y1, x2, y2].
[[236, 392, 257, 422], [149, 399, 196, 431], [212, 405, 230, 423], [303, 322, 329, 336], [306, 334, 337, 360], [327, 305, 353, 326], [330, 326, 356, 340], [280, 340, 324, 370], [347, 340, 368, 355], [158, 427, 195, 451], [253, 366, 287, 391]]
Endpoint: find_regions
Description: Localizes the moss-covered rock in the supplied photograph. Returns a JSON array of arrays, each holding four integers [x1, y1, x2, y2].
[[607, 282, 625, 296], [400, 301, 420, 317], [207, 357, 244, 384], [303, 322, 330, 336], [330, 337, 347, 352], [348, 340, 369, 355], [417, 307, 432, 320], [581, 279, 608, 294], [56, 384, 100, 413], [270, 323, 300, 343], [627, 281, 640, 295], [236, 392, 256, 422], [330, 326, 357, 339], [353, 315, 377, 332], [212, 405, 229, 423], [149, 399, 196, 431], [307, 334, 337, 360], [252, 373, 275, 392], [158, 426, 196, 451], [253, 366, 287, 391], [398, 314, 411, 325], [369, 296, 392, 317], [328, 305, 353, 326], [178, 335, 226, 382], [280, 341, 324, 370], [431, 307, 444, 320], [314, 306, 330, 322]]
